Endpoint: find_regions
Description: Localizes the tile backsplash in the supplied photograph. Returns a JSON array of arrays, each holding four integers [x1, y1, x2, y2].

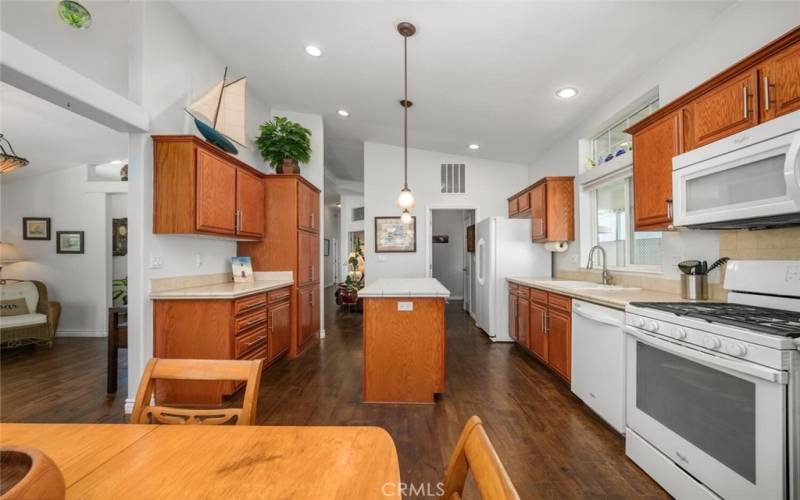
[[718, 227, 800, 260]]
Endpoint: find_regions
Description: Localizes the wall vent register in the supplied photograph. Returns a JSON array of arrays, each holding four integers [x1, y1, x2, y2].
[[352, 206, 364, 221], [441, 163, 466, 193]]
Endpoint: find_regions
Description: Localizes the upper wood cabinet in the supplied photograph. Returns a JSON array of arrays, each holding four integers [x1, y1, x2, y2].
[[298, 181, 320, 233], [530, 183, 547, 241], [153, 136, 265, 240], [626, 26, 800, 231], [689, 70, 759, 148], [507, 190, 529, 218], [506, 177, 574, 242], [632, 111, 683, 231], [760, 42, 800, 121]]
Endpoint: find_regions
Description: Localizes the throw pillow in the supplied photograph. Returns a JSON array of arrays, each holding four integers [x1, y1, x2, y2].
[[0, 298, 29, 317]]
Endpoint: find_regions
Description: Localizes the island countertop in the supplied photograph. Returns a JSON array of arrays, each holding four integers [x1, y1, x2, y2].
[[358, 278, 451, 298]]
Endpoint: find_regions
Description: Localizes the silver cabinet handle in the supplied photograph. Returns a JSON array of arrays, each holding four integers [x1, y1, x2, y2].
[[310, 213, 314, 228], [667, 199, 673, 221], [541, 313, 545, 333], [544, 313, 549, 333], [743, 86, 749, 119], [763, 76, 770, 111]]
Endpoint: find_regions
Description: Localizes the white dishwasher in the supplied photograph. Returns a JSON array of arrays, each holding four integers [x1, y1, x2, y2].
[[571, 299, 625, 434]]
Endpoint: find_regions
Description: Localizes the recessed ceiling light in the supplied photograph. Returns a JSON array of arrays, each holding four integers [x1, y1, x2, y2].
[[337, 109, 350, 117], [555, 87, 579, 99], [110, 160, 124, 165], [305, 45, 322, 57], [468, 144, 480, 150]]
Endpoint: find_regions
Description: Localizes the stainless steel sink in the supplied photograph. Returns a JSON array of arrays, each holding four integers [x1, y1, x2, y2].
[[534, 280, 640, 291]]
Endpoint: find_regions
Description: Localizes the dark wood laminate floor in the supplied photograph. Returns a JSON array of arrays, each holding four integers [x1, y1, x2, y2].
[[0, 291, 667, 499]]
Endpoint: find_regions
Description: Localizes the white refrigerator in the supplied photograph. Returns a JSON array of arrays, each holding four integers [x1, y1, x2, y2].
[[475, 217, 551, 342]]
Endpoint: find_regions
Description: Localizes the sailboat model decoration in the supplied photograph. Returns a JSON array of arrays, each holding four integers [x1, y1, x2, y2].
[[186, 67, 247, 155]]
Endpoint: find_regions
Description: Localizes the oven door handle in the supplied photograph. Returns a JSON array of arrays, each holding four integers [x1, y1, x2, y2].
[[624, 326, 788, 384]]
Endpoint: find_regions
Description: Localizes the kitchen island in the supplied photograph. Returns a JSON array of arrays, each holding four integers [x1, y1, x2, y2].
[[359, 278, 450, 404]]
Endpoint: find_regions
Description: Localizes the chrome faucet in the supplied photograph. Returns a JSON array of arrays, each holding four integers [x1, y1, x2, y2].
[[586, 245, 613, 285]]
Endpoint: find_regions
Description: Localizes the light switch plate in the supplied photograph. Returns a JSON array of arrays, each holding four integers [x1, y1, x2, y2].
[[397, 301, 413, 312]]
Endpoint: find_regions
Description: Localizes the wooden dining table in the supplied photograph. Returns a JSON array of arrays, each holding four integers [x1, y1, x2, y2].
[[0, 423, 401, 499]]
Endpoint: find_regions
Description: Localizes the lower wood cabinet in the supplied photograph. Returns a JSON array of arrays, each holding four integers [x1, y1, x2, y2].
[[509, 283, 572, 383], [152, 286, 292, 405], [298, 284, 320, 350]]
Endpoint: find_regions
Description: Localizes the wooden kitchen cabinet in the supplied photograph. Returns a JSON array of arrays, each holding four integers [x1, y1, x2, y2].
[[626, 27, 800, 230], [508, 285, 518, 342], [153, 135, 265, 240], [152, 286, 292, 406], [760, 43, 800, 121], [689, 70, 759, 149], [531, 177, 574, 243], [516, 294, 529, 348], [631, 111, 682, 231], [530, 183, 547, 241], [529, 302, 548, 362], [546, 307, 571, 382], [238, 174, 321, 358], [507, 190, 530, 218]]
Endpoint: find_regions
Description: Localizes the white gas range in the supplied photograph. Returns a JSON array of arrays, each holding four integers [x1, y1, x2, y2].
[[623, 260, 800, 500]]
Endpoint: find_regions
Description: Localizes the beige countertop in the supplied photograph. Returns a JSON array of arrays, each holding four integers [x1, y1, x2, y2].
[[508, 277, 685, 310], [150, 279, 293, 300], [358, 278, 450, 298]]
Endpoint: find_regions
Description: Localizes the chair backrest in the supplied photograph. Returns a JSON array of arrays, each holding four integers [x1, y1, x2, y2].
[[440, 416, 521, 500], [130, 358, 263, 425], [0, 281, 40, 314]]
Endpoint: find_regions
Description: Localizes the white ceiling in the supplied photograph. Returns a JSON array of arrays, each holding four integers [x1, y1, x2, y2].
[[0, 82, 128, 181], [174, 1, 733, 181]]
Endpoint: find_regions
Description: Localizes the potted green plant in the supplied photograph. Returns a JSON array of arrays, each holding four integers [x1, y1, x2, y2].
[[255, 116, 312, 174], [112, 277, 127, 306], [338, 239, 365, 307]]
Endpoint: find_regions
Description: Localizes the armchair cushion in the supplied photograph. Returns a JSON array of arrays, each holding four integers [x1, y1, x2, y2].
[[0, 281, 39, 314], [0, 313, 47, 328]]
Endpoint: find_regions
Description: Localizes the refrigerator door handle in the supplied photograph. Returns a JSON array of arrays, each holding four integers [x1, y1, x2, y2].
[[476, 238, 486, 286]]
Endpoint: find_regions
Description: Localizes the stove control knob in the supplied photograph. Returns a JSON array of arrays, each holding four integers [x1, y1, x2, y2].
[[724, 342, 747, 357], [671, 327, 687, 340], [645, 321, 659, 332], [702, 335, 722, 350], [630, 317, 644, 328]]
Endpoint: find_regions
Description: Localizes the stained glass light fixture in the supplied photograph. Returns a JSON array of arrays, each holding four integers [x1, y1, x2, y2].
[[58, 1, 92, 30], [0, 135, 29, 174]]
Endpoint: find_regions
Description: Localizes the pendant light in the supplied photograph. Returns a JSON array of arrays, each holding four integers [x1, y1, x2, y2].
[[0, 135, 29, 174], [396, 22, 416, 211]]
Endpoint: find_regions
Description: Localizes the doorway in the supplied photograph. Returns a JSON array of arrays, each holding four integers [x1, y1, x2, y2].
[[429, 209, 476, 309]]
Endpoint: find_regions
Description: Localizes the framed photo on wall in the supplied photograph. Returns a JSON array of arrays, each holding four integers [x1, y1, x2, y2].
[[23, 217, 51, 240], [112, 218, 128, 256], [466, 224, 476, 253], [374, 216, 416, 253], [56, 231, 84, 254]]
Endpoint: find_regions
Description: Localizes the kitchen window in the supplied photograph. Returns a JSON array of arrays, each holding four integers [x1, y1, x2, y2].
[[591, 98, 659, 166], [587, 174, 662, 271]]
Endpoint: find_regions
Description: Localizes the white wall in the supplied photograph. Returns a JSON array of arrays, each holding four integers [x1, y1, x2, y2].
[[364, 142, 529, 283], [432, 210, 465, 299], [1, 165, 108, 337], [528, 3, 800, 276], [323, 202, 339, 287]]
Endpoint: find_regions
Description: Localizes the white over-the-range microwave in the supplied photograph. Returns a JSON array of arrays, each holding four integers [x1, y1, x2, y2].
[[672, 110, 800, 229]]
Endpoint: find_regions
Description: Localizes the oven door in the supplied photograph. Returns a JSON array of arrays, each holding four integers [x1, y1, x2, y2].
[[672, 129, 800, 227], [624, 327, 787, 500]]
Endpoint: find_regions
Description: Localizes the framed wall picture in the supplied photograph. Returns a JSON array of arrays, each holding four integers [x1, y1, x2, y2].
[[23, 217, 51, 240], [56, 231, 84, 254], [432, 235, 449, 244], [466, 224, 476, 253], [112, 218, 128, 256], [375, 216, 416, 253], [324, 238, 330, 257]]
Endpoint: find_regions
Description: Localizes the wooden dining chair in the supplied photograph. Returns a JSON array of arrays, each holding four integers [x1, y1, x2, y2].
[[130, 358, 263, 426], [440, 416, 521, 500]]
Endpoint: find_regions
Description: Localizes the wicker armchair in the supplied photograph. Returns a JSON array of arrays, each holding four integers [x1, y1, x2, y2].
[[0, 280, 61, 348]]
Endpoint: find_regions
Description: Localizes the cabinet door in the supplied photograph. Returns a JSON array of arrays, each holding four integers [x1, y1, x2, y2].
[[530, 303, 548, 362], [298, 286, 318, 348], [517, 191, 530, 213], [196, 149, 236, 235], [530, 183, 547, 241], [236, 169, 265, 238], [516, 296, 529, 347], [632, 112, 681, 230], [507, 198, 518, 217], [508, 292, 518, 342], [298, 231, 319, 286], [297, 182, 319, 233], [760, 43, 800, 122], [547, 309, 571, 382], [268, 299, 291, 361], [691, 70, 758, 148]]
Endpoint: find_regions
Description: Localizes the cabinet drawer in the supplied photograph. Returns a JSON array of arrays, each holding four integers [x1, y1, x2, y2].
[[530, 288, 548, 306], [548, 293, 571, 313], [268, 287, 291, 304], [235, 325, 268, 358], [235, 309, 267, 335], [516, 286, 529, 299], [234, 293, 267, 317]]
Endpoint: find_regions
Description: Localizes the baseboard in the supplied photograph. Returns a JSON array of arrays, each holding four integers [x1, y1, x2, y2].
[[57, 329, 107, 338], [319, 328, 326, 339]]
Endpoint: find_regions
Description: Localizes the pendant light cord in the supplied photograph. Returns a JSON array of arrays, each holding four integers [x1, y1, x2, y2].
[[403, 34, 408, 190]]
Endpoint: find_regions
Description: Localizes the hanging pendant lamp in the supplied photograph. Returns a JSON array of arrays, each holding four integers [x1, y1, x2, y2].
[[0, 135, 29, 174], [396, 22, 416, 212]]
